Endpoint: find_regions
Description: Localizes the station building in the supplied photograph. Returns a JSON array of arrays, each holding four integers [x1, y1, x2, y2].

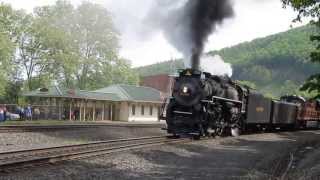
[[23, 85, 163, 122]]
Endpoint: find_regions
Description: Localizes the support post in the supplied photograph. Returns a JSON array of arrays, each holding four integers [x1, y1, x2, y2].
[[79, 100, 82, 122], [58, 99, 62, 120], [93, 101, 96, 121], [84, 100, 86, 121], [48, 97, 51, 120], [110, 104, 113, 121], [102, 102, 105, 121], [69, 100, 72, 121]]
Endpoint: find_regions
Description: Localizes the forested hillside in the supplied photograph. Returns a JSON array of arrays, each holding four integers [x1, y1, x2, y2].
[[136, 25, 319, 97]]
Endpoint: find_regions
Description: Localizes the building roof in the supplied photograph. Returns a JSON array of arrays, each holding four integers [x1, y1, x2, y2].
[[94, 84, 162, 103], [24, 86, 121, 101], [24, 84, 162, 103]]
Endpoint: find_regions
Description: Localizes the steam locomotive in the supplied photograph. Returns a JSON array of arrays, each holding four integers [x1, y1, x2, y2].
[[160, 69, 320, 137]]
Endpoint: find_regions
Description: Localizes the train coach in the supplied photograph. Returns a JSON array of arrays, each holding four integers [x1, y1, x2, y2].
[[160, 69, 320, 137], [282, 95, 320, 127]]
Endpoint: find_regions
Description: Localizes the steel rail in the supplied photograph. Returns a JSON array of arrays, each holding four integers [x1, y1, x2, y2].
[[0, 124, 165, 133], [0, 136, 189, 172], [0, 136, 166, 156]]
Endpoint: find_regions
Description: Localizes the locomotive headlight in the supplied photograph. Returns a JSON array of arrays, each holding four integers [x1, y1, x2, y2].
[[183, 86, 188, 93]]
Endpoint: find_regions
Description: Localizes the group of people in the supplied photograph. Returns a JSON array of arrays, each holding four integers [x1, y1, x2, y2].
[[16, 105, 33, 121], [0, 105, 39, 122]]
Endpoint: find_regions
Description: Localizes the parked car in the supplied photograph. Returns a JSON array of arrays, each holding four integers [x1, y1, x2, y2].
[[6, 112, 20, 120]]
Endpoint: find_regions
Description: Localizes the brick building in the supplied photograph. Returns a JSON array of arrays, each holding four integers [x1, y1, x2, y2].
[[141, 74, 174, 99]]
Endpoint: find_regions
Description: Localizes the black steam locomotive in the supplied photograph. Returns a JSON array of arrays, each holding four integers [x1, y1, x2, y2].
[[161, 69, 309, 137]]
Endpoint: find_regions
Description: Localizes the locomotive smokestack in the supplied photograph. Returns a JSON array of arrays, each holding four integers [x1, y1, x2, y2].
[[190, 0, 234, 70]]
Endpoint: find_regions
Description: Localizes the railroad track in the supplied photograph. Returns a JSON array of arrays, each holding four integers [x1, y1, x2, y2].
[[0, 123, 165, 133], [0, 135, 189, 172], [0, 126, 96, 133]]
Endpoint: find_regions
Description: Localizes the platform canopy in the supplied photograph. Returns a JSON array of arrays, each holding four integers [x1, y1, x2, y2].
[[23, 84, 162, 103], [94, 84, 163, 103]]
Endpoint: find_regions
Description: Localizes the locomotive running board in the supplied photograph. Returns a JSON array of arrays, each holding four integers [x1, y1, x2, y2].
[[202, 96, 243, 104], [173, 111, 193, 115]]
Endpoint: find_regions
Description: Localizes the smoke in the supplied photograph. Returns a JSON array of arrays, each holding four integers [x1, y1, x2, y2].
[[146, 0, 234, 70], [200, 55, 233, 77]]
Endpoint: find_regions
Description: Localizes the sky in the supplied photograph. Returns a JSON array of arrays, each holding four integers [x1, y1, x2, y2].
[[0, 0, 306, 67]]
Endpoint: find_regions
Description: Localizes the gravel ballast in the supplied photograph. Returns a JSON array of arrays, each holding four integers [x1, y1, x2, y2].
[[0, 126, 166, 152], [1, 130, 320, 180]]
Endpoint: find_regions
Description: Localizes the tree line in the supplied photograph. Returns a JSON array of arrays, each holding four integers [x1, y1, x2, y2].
[[0, 0, 139, 104], [282, 0, 320, 99], [136, 25, 318, 98]]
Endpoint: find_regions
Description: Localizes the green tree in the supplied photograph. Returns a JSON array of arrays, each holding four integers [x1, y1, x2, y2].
[[282, 0, 320, 98], [0, 3, 17, 96], [279, 80, 299, 96], [239, 65, 272, 85], [34, 1, 126, 90], [73, 2, 119, 89], [15, 13, 56, 90], [33, 1, 77, 88], [0, 80, 23, 103], [237, 80, 256, 89], [0, 34, 12, 96]]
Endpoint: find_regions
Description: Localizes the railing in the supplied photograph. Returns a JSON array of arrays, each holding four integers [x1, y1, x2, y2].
[[0, 104, 105, 121]]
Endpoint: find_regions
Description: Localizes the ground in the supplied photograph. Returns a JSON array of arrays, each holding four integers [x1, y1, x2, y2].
[[1, 129, 320, 180], [0, 120, 163, 126], [0, 125, 165, 152]]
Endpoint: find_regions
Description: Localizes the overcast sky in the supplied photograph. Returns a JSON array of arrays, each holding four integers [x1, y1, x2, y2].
[[0, 0, 306, 67]]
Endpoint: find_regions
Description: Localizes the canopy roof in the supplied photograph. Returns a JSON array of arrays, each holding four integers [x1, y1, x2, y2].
[[94, 84, 162, 103], [24, 84, 162, 103]]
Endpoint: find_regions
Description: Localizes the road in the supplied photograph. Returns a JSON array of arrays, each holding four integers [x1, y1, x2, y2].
[[1, 130, 320, 180]]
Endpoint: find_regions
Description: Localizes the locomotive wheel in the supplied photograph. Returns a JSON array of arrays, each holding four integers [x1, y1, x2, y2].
[[216, 127, 229, 137], [172, 134, 180, 139], [216, 127, 223, 136], [231, 127, 241, 137], [193, 134, 201, 140]]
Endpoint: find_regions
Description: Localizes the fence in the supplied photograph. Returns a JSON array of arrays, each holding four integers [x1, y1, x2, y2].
[[0, 104, 114, 121], [1, 104, 63, 121]]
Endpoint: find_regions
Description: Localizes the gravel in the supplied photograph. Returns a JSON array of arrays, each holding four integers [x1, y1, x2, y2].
[[0, 126, 166, 152], [1, 130, 320, 180]]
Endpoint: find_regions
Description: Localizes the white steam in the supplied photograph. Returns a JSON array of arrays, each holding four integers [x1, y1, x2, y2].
[[200, 55, 233, 77], [144, 0, 193, 67]]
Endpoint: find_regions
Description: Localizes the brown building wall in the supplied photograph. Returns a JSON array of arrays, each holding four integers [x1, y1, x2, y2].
[[141, 74, 174, 99]]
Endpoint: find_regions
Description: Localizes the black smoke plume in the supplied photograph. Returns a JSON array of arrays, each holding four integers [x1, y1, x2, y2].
[[189, 0, 234, 70], [145, 0, 234, 69]]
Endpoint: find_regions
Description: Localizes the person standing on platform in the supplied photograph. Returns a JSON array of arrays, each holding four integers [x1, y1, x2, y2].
[[25, 105, 32, 121], [3, 106, 7, 121], [19, 106, 24, 120], [34, 107, 40, 120], [0, 106, 4, 122]]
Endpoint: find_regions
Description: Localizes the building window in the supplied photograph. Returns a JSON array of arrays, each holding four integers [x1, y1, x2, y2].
[[141, 105, 144, 115], [149, 106, 153, 116], [132, 105, 135, 115]]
